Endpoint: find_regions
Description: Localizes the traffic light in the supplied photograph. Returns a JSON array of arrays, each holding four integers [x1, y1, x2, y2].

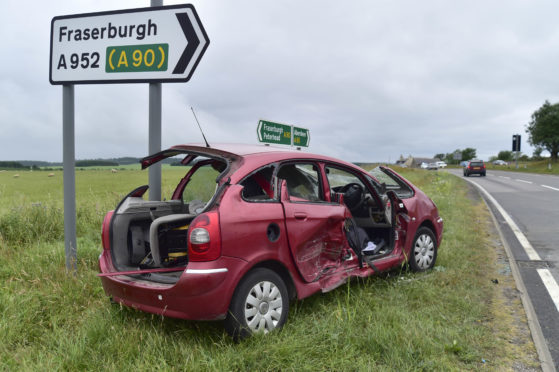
[[512, 134, 521, 152]]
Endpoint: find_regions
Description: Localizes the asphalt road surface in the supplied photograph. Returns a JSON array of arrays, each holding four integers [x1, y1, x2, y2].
[[446, 168, 559, 370]]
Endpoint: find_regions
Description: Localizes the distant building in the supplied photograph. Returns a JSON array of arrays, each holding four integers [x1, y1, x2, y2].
[[396, 156, 441, 168]]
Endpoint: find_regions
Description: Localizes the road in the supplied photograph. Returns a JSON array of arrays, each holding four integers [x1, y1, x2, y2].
[[447, 168, 559, 370]]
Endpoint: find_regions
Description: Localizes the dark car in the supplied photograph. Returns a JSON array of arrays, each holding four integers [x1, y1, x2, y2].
[[463, 160, 486, 177], [99, 144, 443, 339]]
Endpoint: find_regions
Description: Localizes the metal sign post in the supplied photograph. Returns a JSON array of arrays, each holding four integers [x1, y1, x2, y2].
[[148, 0, 162, 201], [62, 85, 77, 272], [51, 3, 209, 272]]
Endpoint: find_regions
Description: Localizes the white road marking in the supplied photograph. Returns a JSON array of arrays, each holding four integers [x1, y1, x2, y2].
[[541, 184, 559, 192], [537, 269, 559, 313], [516, 179, 533, 184], [464, 179, 542, 261], [499, 176, 511, 179]]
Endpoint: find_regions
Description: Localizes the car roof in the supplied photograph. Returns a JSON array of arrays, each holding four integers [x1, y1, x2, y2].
[[166, 143, 358, 165], [165, 143, 374, 182]]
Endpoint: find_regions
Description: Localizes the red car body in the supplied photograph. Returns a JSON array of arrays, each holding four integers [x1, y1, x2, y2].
[[99, 143, 443, 337]]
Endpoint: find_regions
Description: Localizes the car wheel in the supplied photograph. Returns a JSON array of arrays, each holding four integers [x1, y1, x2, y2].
[[224, 268, 289, 340], [408, 227, 437, 272]]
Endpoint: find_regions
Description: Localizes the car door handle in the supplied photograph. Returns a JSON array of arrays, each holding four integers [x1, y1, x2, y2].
[[294, 212, 307, 220]]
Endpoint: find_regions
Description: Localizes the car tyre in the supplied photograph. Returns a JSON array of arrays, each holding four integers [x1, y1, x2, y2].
[[408, 227, 437, 272], [224, 268, 289, 341]]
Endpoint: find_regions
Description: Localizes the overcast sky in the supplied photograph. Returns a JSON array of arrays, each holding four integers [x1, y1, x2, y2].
[[2, 0, 559, 163]]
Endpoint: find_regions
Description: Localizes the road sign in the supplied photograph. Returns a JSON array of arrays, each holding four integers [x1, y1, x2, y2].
[[293, 126, 310, 147], [257, 120, 310, 147], [50, 4, 209, 84], [257, 120, 292, 145], [512, 134, 521, 152]]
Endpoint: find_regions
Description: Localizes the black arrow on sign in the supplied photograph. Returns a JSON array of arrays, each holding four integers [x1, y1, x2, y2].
[[173, 12, 200, 74]]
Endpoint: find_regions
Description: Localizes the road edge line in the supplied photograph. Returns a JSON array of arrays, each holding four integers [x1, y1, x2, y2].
[[463, 177, 556, 372], [468, 180, 541, 261], [537, 269, 559, 313]]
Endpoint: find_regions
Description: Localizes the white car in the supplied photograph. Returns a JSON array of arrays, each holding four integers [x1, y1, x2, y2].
[[493, 160, 508, 166], [435, 161, 447, 168]]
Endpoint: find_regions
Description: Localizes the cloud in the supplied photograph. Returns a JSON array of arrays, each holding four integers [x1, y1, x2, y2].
[[1, 0, 559, 162]]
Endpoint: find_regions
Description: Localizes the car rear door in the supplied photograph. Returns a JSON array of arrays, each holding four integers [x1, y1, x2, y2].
[[278, 162, 347, 283]]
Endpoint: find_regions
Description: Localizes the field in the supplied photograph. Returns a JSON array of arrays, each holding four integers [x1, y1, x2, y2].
[[0, 167, 539, 371], [445, 159, 559, 175]]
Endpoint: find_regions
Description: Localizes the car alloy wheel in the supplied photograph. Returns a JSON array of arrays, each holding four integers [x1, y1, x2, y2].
[[409, 227, 437, 272], [225, 268, 289, 340]]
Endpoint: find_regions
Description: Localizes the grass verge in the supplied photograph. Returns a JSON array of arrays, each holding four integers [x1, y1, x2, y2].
[[0, 168, 540, 371]]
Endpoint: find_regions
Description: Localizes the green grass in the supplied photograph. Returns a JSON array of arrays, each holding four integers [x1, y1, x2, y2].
[[0, 168, 537, 370], [442, 159, 559, 175], [485, 159, 559, 175]]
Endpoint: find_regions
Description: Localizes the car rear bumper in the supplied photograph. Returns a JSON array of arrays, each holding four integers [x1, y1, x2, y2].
[[99, 253, 246, 320]]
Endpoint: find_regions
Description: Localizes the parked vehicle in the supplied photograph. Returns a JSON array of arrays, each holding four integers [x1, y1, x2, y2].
[[492, 160, 508, 166], [459, 161, 469, 167], [435, 161, 447, 168], [427, 163, 439, 170], [420, 162, 429, 169], [463, 160, 486, 177], [99, 144, 443, 339]]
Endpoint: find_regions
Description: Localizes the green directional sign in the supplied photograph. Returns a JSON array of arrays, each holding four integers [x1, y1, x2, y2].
[[257, 120, 292, 145], [293, 126, 310, 147], [257, 119, 310, 147]]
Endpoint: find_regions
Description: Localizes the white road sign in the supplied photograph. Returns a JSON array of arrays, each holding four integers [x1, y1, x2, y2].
[[50, 4, 209, 84]]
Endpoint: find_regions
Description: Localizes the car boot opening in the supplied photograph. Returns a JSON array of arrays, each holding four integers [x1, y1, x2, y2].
[[105, 154, 228, 284]]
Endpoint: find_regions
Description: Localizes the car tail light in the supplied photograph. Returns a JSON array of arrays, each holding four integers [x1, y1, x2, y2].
[[188, 211, 221, 261], [101, 211, 114, 250]]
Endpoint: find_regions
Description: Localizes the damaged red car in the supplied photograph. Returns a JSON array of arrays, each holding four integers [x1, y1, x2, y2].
[[99, 144, 443, 339]]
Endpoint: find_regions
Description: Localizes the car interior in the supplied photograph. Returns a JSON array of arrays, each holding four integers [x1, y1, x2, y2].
[[109, 156, 227, 283]]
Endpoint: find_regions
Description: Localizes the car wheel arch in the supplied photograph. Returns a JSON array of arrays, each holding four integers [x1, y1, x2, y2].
[[250, 260, 297, 301], [416, 220, 438, 245], [408, 225, 438, 272], [226, 259, 298, 307], [404, 220, 438, 261]]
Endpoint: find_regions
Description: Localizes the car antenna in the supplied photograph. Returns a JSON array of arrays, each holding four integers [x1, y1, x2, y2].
[[190, 106, 210, 148]]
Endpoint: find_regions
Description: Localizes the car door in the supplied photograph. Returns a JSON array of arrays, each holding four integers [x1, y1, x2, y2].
[[278, 162, 347, 283]]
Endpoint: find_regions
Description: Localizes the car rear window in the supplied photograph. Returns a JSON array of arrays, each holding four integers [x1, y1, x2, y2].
[[470, 162, 484, 167]]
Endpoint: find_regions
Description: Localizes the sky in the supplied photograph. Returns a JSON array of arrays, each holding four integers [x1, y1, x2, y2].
[[1, 0, 559, 163]]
